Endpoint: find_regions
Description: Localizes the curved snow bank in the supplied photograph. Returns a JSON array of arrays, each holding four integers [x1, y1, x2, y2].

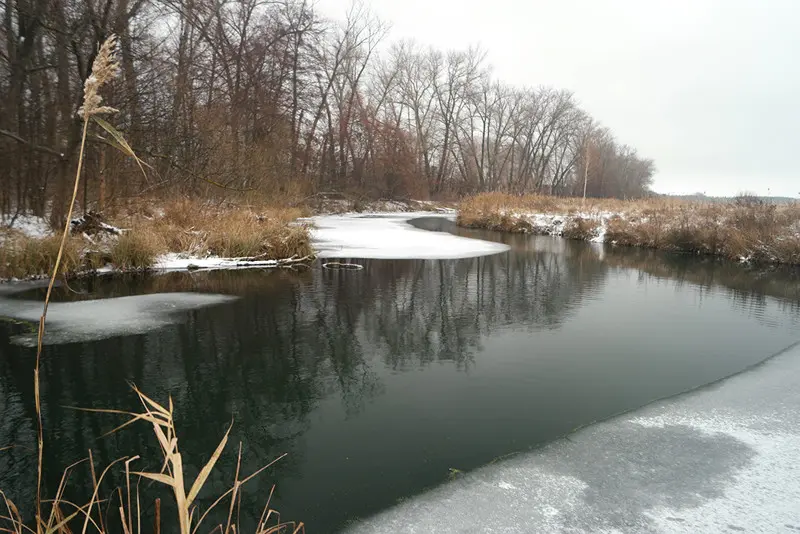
[[0, 291, 237, 346], [310, 212, 509, 259], [346, 343, 800, 533]]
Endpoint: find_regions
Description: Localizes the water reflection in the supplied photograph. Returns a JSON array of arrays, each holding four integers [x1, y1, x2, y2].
[[1, 222, 800, 531]]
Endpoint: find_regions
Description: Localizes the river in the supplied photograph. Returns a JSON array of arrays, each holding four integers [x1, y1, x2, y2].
[[1, 217, 800, 531]]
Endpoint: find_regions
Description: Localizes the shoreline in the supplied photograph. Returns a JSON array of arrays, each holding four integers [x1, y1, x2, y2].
[[1, 199, 459, 282], [458, 193, 800, 267], [5, 191, 800, 282]]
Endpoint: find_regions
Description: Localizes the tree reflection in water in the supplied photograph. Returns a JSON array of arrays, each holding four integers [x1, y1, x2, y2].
[[2, 221, 800, 530]]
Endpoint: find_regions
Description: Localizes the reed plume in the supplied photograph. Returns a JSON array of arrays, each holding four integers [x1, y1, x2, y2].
[[77, 35, 120, 119]]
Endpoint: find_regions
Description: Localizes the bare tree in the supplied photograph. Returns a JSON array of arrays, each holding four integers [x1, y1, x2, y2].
[[0, 0, 654, 218]]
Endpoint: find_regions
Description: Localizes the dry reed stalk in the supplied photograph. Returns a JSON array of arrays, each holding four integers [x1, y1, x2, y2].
[[34, 34, 121, 534]]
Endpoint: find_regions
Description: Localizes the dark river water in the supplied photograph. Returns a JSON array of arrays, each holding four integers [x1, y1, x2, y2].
[[2, 217, 800, 531]]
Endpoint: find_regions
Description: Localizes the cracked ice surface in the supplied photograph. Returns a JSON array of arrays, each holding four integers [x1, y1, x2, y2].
[[309, 213, 509, 260], [346, 343, 800, 533]]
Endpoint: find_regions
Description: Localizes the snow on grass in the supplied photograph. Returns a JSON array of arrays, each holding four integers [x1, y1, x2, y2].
[[70, 213, 123, 235], [309, 212, 509, 260], [505, 210, 618, 243]]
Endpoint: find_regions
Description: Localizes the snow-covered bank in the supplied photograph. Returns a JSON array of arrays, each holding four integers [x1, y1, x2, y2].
[[1, 208, 314, 280], [459, 193, 800, 265], [309, 212, 509, 260], [501, 211, 615, 243], [346, 342, 800, 533], [4, 205, 501, 279], [5, 206, 496, 279]]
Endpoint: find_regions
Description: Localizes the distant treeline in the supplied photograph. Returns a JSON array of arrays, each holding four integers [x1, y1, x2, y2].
[[1, 0, 655, 222]]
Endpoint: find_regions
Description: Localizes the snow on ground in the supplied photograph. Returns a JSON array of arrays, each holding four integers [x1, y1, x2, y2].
[[1, 214, 52, 239], [346, 343, 800, 533], [0, 287, 237, 346], [506, 211, 618, 243], [309, 212, 509, 260]]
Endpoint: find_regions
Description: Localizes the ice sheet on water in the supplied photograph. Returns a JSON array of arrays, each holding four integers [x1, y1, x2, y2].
[[0, 291, 237, 346], [310, 212, 509, 260], [346, 343, 800, 533]]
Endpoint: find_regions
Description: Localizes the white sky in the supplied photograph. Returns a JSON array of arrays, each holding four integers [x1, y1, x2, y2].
[[315, 0, 800, 197]]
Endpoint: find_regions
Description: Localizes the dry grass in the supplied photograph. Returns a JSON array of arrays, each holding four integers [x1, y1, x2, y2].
[[1, 201, 313, 279], [0, 386, 304, 534], [458, 192, 800, 265], [458, 192, 655, 220], [110, 231, 166, 270], [0, 235, 83, 279], [124, 200, 313, 261], [562, 218, 601, 241]]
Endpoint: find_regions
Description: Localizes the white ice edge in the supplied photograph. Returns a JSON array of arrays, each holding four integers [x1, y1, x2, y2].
[[0, 290, 238, 346], [152, 253, 286, 271], [346, 343, 800, 533], [309, 212, 509, 260]]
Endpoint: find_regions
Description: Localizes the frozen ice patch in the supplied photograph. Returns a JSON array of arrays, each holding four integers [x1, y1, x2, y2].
[[152, 253, 312, 272], [345, 467, 586, 534], [309, 212, 509, 260], [630, 408, 800, 532], [0, 292, 238, 346], [345, 343, 800, 533]]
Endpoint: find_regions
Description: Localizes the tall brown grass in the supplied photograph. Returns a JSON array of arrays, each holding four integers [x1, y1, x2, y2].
[[0, 235, 83, 279], [0, 35, 303, 534], [458, 192, 800, 265], [118, 200, 312, 262], [110, 232, 166, 270], [1, 198, 313, 279]]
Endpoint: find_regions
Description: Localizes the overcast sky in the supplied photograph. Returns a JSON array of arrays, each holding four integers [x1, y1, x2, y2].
[[315, 0, 799, 197]]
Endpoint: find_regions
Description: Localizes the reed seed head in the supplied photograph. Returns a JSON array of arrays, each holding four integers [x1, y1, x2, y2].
[[78, 34, 120, 120]]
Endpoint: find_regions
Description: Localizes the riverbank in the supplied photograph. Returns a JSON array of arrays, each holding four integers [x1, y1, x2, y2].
[[1, 202, 312, 279], [0, 198, 460, 280], [458, 193, 800, 265]]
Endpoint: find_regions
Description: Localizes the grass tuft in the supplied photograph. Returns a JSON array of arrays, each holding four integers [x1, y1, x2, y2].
[[110, 232, 165, 270], [562, 217, 600, 241], [128, 202, 313, 261], [0, 235, 82, 279]]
